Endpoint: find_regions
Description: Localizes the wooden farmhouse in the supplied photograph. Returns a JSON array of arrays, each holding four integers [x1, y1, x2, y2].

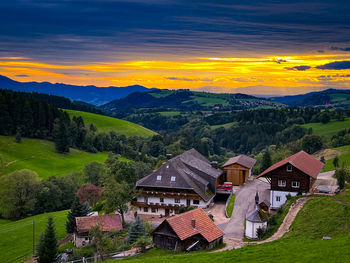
[[221, 155, 256, 186], [133, 149, 222, 217], [258, 151, 324, 209], [152, 208, 224, 251], [73, 214, 123, 248]]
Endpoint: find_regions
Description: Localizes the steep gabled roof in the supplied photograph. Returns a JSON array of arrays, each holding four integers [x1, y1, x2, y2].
[[223, 154, 256, 169], [155, 208, 223, 243], [76, 214, 123, 233], [257, 151, 324, 179], [136, 149, 222, 201]]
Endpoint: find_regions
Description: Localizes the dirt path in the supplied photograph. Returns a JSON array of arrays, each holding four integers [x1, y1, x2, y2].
[[215, 197, 313, 252]]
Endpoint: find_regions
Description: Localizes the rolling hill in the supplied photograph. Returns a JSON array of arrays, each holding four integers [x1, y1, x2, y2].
[[273, 89, 350, 108], [0, 210, 68, 263], [0, 136, 108, 179], [301, 117, 350, 140], [101, 89, 283, 113], [105, 197, 350, 263], [65, 109, 156, 137], [0, 75, 153, 105]]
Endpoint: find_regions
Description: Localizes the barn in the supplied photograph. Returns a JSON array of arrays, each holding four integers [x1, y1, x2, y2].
[[221, 155, 256, 186]]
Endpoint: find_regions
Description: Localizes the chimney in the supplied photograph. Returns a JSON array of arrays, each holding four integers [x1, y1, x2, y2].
[[191, 219, 196, 229], [211, 161, 218, 169]]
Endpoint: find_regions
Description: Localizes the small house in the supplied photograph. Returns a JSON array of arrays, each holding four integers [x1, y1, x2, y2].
[[151, 208, 224, 251], [258, 151, 324, 209], [221, 155, 256, 186], [74, 214, 123, 247], [245, 192, 268, 239]]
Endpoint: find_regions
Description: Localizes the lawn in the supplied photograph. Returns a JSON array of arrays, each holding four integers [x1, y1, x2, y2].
[[323, 144, 350, 171], [0, 210, 68, 263], [104, 196, 350, 263], [225, 194, 235, 217], [301, 117, 350, 141], [0, 135, 108, 179], [334, 184, 350, 204], [65, 109, 156, 137]]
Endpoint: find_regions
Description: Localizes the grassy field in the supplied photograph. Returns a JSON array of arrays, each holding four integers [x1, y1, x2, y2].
[[323, 145, 350, 171], [65, 109, 156, 137], [105, 196, 350, 263], [302, 118, 350, 140], [0, 210, 68, 263], [0, 136, 108, 179], [211, 122, 237, 129], [225, 194, 235, 217]]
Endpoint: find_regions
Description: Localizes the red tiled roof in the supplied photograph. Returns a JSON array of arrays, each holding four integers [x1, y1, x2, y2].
[[257, 151, 324, 179], [165, 208, 223, 243], [76, 214, 123, 233], [223, 154, 256, 169]]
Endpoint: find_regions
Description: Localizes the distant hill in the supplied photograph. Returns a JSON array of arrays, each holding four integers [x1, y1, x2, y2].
[[101, 89, 283, 113], [272, 89, 350, 107], [0, 75, 153, 105], [65, 109, 156, 137]]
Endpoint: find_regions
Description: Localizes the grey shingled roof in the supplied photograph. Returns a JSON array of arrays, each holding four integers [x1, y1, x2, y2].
[[223, 154, 256, 169], [136, 149, 222, 201], [246, 209, 268, 223]]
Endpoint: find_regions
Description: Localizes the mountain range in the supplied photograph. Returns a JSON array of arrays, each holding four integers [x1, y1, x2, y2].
[[0, 75, 153, 105]]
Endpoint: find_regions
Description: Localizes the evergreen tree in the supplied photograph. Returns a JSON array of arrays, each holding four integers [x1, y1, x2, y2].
[[37, 216, 57, 263], [333, 156, 339, 169], [127, 216, 147, 244], [335, 163, 347, 190], [66, 196, 87, 233], [15, 127, 22, 143], [52, 118, 70, 153], [320, 156, 325, 164], [259, 149, 272, 173]]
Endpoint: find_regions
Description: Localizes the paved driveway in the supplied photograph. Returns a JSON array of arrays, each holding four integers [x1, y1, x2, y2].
[[220, 178, 270, 239]]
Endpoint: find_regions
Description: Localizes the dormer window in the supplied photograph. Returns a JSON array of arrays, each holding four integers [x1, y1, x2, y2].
[[171, 176, 176, 182], [156, 175, 162, 181], [286, 165, 292, 172]]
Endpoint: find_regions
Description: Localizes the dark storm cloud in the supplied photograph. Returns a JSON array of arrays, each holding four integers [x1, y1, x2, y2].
[[315, 61, 350, 70], [285, 66, 311, 71], [330, 46, 350, 52], [15, 74, 29, 77], [1, 0, 350, 62]]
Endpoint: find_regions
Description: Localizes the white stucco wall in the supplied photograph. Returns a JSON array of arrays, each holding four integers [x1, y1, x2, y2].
[[245, 220, 267, 239], [270, 190, 306, 208]]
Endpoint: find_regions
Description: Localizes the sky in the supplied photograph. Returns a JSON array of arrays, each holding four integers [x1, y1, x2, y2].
[[1, 0, 350, 95]]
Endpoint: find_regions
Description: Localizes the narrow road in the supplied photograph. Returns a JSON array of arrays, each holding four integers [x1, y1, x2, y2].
[[222, 179, 270, 239]]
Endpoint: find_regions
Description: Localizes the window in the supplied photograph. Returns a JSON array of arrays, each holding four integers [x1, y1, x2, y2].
[[292, 181, 300, 188], [171, 176, 176, 182], [143, 207, 148, 212], [160, 197, 164, 203], [286, 165, 292, 172], [144, 197, 148, 203], [85, 237, 89, 241], [193, 200, 200, 205], [156, 175, 162, 181], [174, 198, 180, 203], [278, 180, 286, 187], [151, 208, 156, 213], [276, 196, 281, 202]]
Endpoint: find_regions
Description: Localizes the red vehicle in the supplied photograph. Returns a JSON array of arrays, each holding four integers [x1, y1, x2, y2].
[[217, 182, 233, 191]]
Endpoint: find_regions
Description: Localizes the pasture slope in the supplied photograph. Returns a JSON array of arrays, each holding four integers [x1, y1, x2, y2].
[[302, 117, 350, 140], [106, 196, 350, 263], [65, 109, 156, 137], [0, 135, 108, 179], [0, 210, 68, 263]]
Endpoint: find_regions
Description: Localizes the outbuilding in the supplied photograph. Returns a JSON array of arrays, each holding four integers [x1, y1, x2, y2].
[[245, 208, 268, 239]]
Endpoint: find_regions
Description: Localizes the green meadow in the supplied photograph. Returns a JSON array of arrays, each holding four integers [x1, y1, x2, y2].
[[302, 117, 350, 140], [106, 197, 350, 263], [0, 136, 108, 179], [65, 109, 156, 137], [0, 210, 68, 263], [323, 144, 350, 171]]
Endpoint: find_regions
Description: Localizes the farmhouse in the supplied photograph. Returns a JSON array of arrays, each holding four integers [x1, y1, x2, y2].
[[152, 208, 224, 251], [221, 154, 256, 186], [258, 151, 324, 209], [133, 149, 222, 217], [73, 214, 123, 247]]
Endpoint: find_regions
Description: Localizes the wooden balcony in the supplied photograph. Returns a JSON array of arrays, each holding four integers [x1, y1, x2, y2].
[[131, 201, 181, 210], [138, 190, 201, 200]]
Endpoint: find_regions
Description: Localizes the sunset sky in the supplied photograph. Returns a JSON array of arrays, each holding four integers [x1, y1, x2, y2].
[[1, 0, 350, 95]]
